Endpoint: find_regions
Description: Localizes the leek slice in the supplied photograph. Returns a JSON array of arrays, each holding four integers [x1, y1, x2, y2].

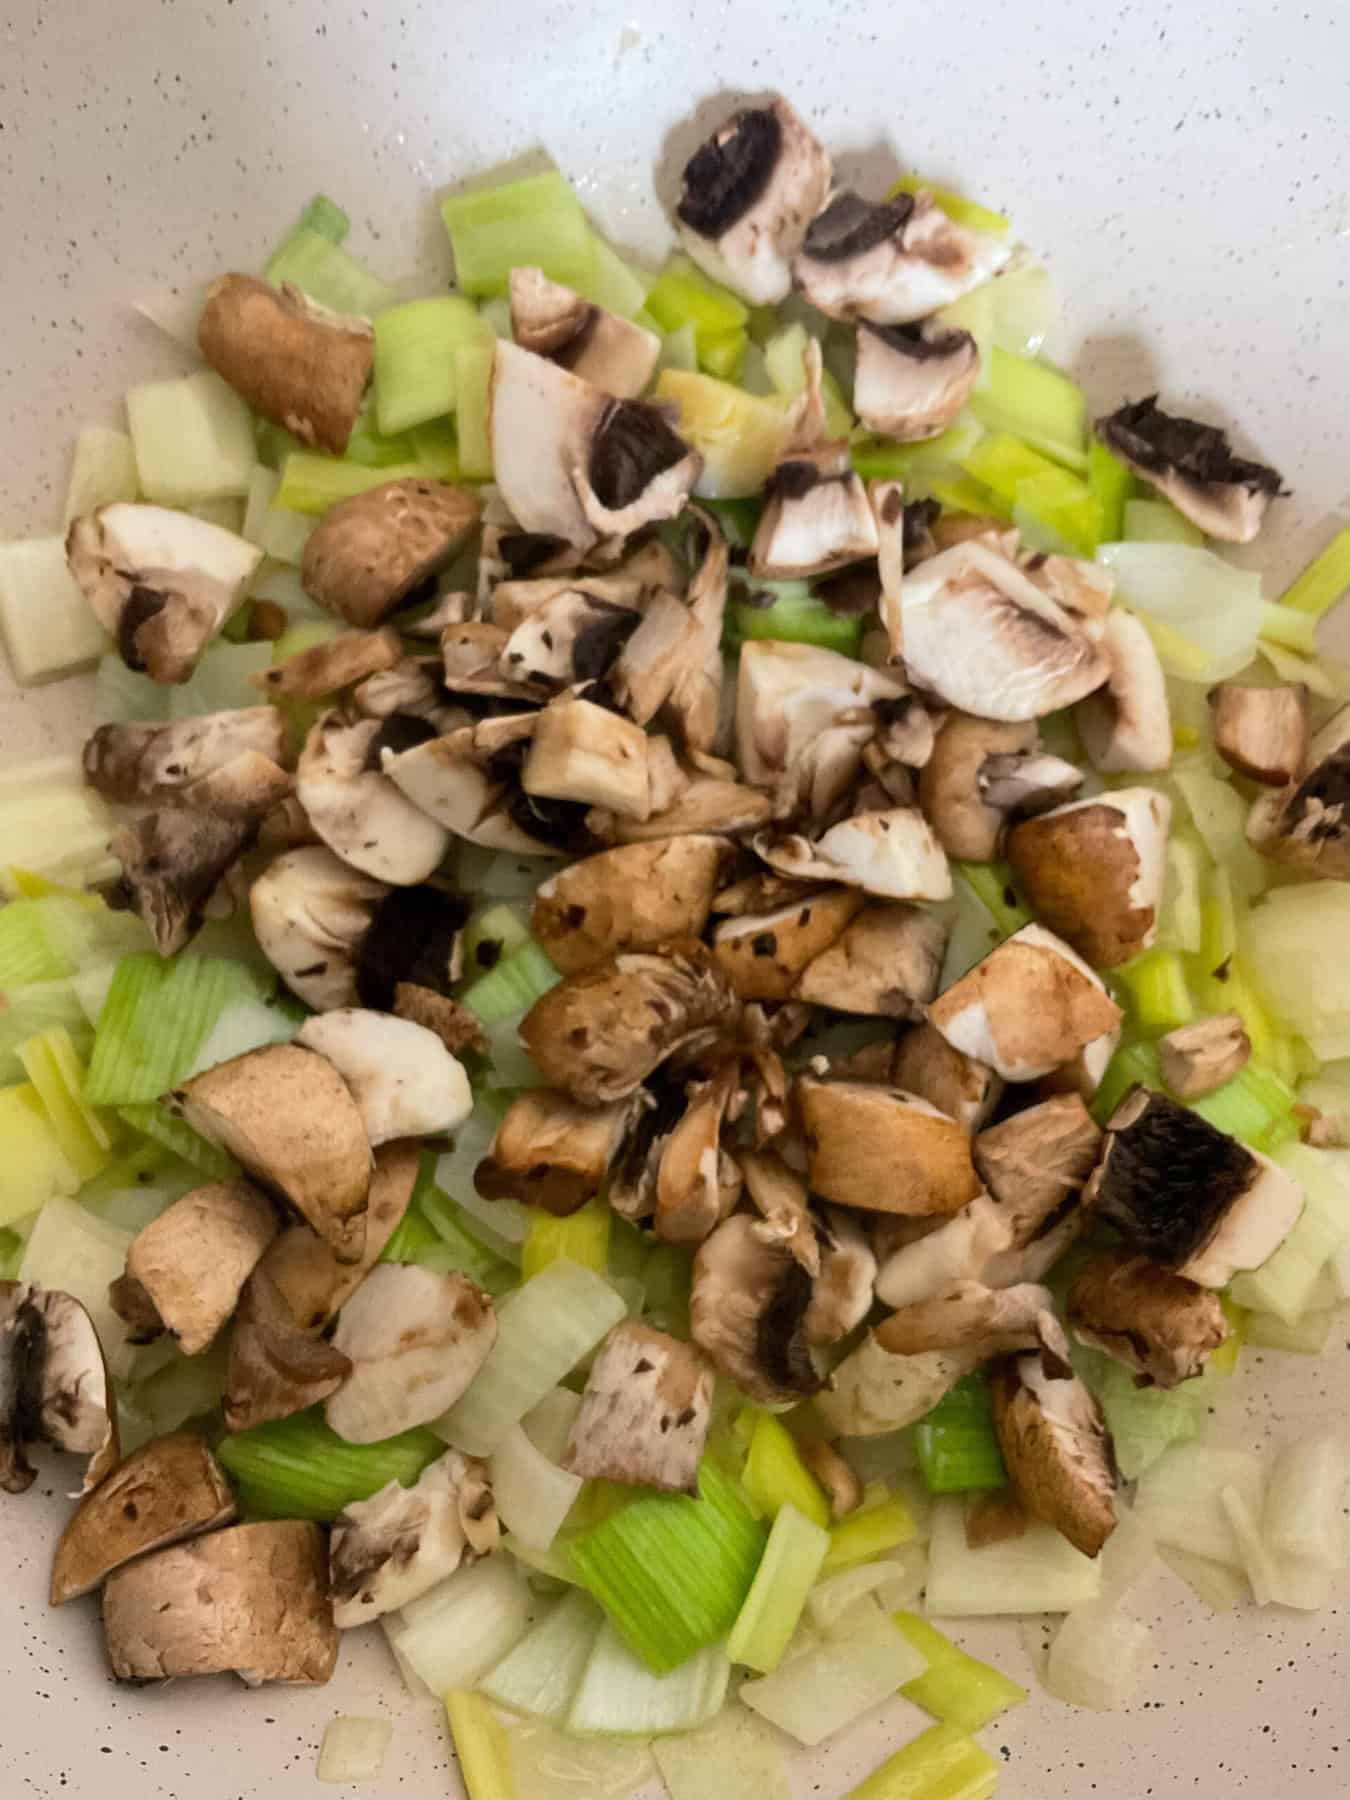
[[914, 1372, 1008, 1494], [0, 1084, 81, 1223], [991, 258, 1061, 358], [1097, 544, 1263, 684], [1263, 1430, 1350, 1565], [489, 1422, 583, 1553], [441, 169, 596, 297], [646, 254, 748, 352], [169, 640, 275, 717], [739, 1409, 831, 1528], [566, 1625, 729, 1736], [850, 412, 984, 487], [18, 1194, 135, 1378], [18, 1026, 114, 1182], [1259, 600, 1319, 655], [1133, 1443, 1265, 1567], [969, 347, 1088, 471], [575, 233, 651, 319], [1086, 437, 1135, 542], [763, 322, 854, 435], [1045, 1598, 1154, 1711], [1229, 1143, 1347, 1323], [84, 952, 265, 1106], [445, 1691, 515, 1800], [1278, 524, 1350, 617], [391, 1557, 532, 1695], [844, 1722, 1000, 1800], [1123, 497, 1205, 545], [0, 977, 91, 1085], [316, 1718, 391, 1786], [738, 1604, 927, 1746], [374, 296, 488, 435], [0, 536, 109, 686], [0, 888, 146, 986], [651, 1706, 792, 1800], [727, 1501, 830, 1673], [264, 225, 395, 318], [126, 370, 256, 504], [93, 653, 170, 724], [480, 1589, 602, 1721], [241, 465, 314, 565], [822, 1492, 919, 1572], [62, 425, 139, 526], [217, 1408, 445, 1520], [461, 938, 561, 1023], [894, 1612, 1027, 1731], [521, 1196, 610, 1281]]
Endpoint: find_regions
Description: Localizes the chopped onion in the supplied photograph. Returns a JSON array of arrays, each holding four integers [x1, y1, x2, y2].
[[1156, 1542, 1248, 1612], [480, 1590, 602, 1722], [925, 1495, 1101, 1616], [506, 1717, 655, 1798], [566, 1624, 729, 1737], [19, 1195, 136, 1379], [1133, 1444, 1266, 1567], [386, 1556, 532, 1697], [316, 1717, 392, 1784], [1045, 1599, 1154, 1711], [1096, 543, 1264, 682], [489, 1422, 583, 1552], [738, 1605, 926, 1746], [651, 1706, 792, 1800], [1264, 1431, 1350, 1567], [436, 1104, 529, 1250], [1242, 885, 1350, 1043]]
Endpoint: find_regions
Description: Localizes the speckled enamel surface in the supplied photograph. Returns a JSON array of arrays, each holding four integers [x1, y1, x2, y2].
[[3, 2, 1350, 1795]]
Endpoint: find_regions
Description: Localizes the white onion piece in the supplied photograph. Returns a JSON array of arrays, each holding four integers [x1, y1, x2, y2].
[[1096, 543, 1264, 683], [316, 1717, 392, 1784]]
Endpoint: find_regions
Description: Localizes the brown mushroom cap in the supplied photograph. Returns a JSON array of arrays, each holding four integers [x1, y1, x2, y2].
[[509, 265, 660, 399], [713, 887, 864, 1001], [689, 1213, 821, 1405], [1067, 1250, 1227, 1389], [798, 1077, 982, 1216], [599, 774, 774, 843], [991, 1333, 1118, 1558], [0, 1284, 119, 1496], [301, 478, 481, 628], [83, 708, 289, 805], [918, 713, 1039, 863], [739, 1149, 821, 1276], [873, 1279, 1057, 1359], [522, 693, 653, 819], [1096, 396, 1283, 544], [532, 836, 729, 975], [563, 1322, 714, 1494], [795, 901, 947, 1019], [1156, 1012, 1251, 1100], [891, 1023, 1004, 1134], [223, 1264, 353, 1433], [124, 1180, 279, 1357], [109, 794, 265, 958], [753, 808, 952, 902], [1209, 683, 1308, 786], [475, 1088, 639, 1216]]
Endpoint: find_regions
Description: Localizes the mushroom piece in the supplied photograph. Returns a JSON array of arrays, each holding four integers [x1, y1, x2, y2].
[[977, 751, 1084, 816], [753, 808, 952, 902], [712, 886, 864, 1002], [674, 95, 832, 305], [249, 847, 390, 1013], [475, 1088, 639, 1216], [689, 1213, 821, 1404], [991, 1324, 1118, 1558], [972, 1092, 1103, 1274], [853, 321, 981, 441], [296, 709, 451, 885], [532, 835, 728, 975], [326, 1264, 497, 1443], [122, 1180, 279, 1356], [295, 1008, 472, 1145], [66, 504, 263, 683], [899, 539, 1109, 722], [490, 341, 701, 552], [1084, 1086, 1305, 1287], [222, 1266, 353, 1433], [1157, 1012, 1252, 1100], [917, 714, 1039, 863], [795, 901, 948, 1019], [598, 773, 775, 843], [653, 1065, 744, 1245], [254, 626, 404, 700], [509, 265, 660, 398], [1005, 788, 1172, 970], [1020, 550, 1115, 627], [816, 1334, 973, 1436], [167, 1043, 372, 1263], [198, 275, 373, 455], [804, 1207, 877, 1346], [382, 733, 570, 859], [496, 586, 642, 691], [50, 1430, 236, 1605], [927, 923, 1123, 1082], [798, 1439, 864, 1518], [792, 188, 1011, 324], [874, 1193, 1017, 1310], [329, 1449, 497, 1629], [739, 1149, 820, 1275], [300, 478, 481, 628], [1210, 681, 1308, 785], [0, 1284, 118, 1496], [891, 1023, 1004, 1134], [1067, 1251, 1228, 1389], [83, 707, 289, 804], [520, 940, 738, 1105], [1246, 701, 1350, 876], [563, 1322, 714, 1493], [521, 693, 654, 819], [1074, 609, 1173, 774], [1096, 396, 1283, 544], [873, 1279, 1058, 1359], [391, 984, 487, 1055], [746, 442, 880, 580], [797, 1077, 982, 1215], [102, 1520, 339, 1685]]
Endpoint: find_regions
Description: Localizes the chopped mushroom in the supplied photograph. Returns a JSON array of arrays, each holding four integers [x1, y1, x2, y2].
[[712, 886, 864, 1002], [797, 1077, 982, 1215], [83, 707, 288, 804], [1020, 550, 1115, 627], [330, 1449, 497, 1629], [972, 1094, 1103, 1268], [522, 694, 653, 818], [1209, 682, 1309, 786], [652, 1064, 744, 1245], [475, 1088, 639, 1216], [198, 275, 373, 455], [1096, 396, 1283, 544], [795, 901, 948, 1019], [798, 1439, 864, 1518], [746, 443, 880, 580], [816, 1335, 972, 1436], [295, 1008, 472, 1144], [1246, 701, 1350, 876], [1085, 1086, 1305, 1286], [66, 503, 262, 683], [853, 321, 981, 440], [674, 95, 832, 305], [688, 1213, 821, 1404], [382, 731, 570, 859], [1157, 1012, 1252, 1100], [804, 1207, 877, 1345], [739, 1149, 820, 1275], [248, 847, 390, 1011], [254, 626, 403, 700], [223, 1266, 353, 1433], [891, 1023, 1004, 1133], [296, 708, 451, 885], [300, 478, 481, 627], [0, 1284, 118, 1496], [1074, 609, 1173, 774], [875, 1193, 1018, 1310], [121, 1180, 278, 1355], [874, 1280, 1057, 1358], [497, 585, 641, 691], [509, 266, 660, 398], [978, 750, 1084, 815], [754, 808, 952, 901], [597, 773, 774, 842], [50, 1430, 236, 1605], [326, 1265, 497, 1443], [917, 713, 1039, 863], [563, 1322, 713, 1493], [1067, 1251, 1227, 1389], [792, 188, 1010, 324], [532, 835, 728, 975], [102, 1520, 339, 1685], [393, 986, 486, 1055], [927, 923, 1123, 1082]]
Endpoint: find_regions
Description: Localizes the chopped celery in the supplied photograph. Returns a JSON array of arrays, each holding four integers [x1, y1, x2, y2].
[[294, 193, 350, 243], [990, 258, 1061, 358], [169, 639, 275, 718], [702, 496, 762, 550], [1123, 497, 1205, 545], [1156, 830, 1207, 955], [445, 1691, 515, 1800], [1087, 438, 1135, 542], [341, 414, 423, 468], [645, 254, 748, 354], [955, 862, 1032, 938], [1074, 1340, 1205, 1479], [1186, 1059, 1297, 1149], [275, 451, 424, 515], [739, 1607, 927, 1748], [654, 370, 790, 499], [822, 1492, 918, 1572], [521, 1196, 611, 1281], [1116, 948, 1195, 1035], [119, 1100, 237, 1177], [84, 952, 265, 1106], [970, 348, 1088, 472], [373, 295, 488, 435], [463, 901, 531, 976], [575, 234, 652, 319], [567, 1626, 730, 1737], [18, 1195, 136, 1378], [92, 652, 170, 724], [217, 1409, 445, 1520], [62, 425, 139, 526], [1259, 601, 1319, 655], [740, 1410, 831, 1529], [241, 465, 314, 565], [727, 1502, 831, 1673], [959, 432, 1056, 511], [888, 172, 1010, 237], [914, 1373, 1007, 1495], [846, 1723, 1002, 1800], [895, 1612, 1028, 1731], [0, 1083, 80, 1223], [1279, 525, 1350, 616], [480, 1589, 602, 1721], [461, 938, 561, 1023], [850, 412, 984, 487], [408, 418, 463, 481], [442, 169, 596, 297], [126, 370, 256, 504], [18, 1026, 114, 1182], [412, 1185, 517, 1296], [568, 1458, 766, 1674], [1245, 1307, 1335, 1354], [697, 328, 744, 381], [0, 535, 109, 686], [728, 578, 863, 656], [763, 322, 854, 436], [454, 340, 496, 480], [264, 225, 395, 317], [379, 1193, 443, 1264], [1012, 468, 1103, 557]]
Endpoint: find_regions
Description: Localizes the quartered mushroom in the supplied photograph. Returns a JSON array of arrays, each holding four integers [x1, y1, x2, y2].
[[563, 1322, 714, 1493], [874, 1193, 1019, 1310], [168, 1043, 373, 1263], [1067, 1250, 1228, 1389], [83, 707, 288, 804], [607, 1080, 685, 1223], [712, 886, 863, 1001], [300, 477, 481, 628], [927, 923, 1123, 1082], [102, 1520, 339, 1685], [521, 693, 654, 819], [739, 1149, 820, 1275], [1156, 1011, 1251, 1100], [754, 808, 952, 901], [917, 714, 1044, 863], [223, 1266, 353, 1433], [797, 1077, 982, 1215], [891, 1023, 1004, 1133], [249, 846, 382, 1011], [475, 1088, 639, 1216], [119, 1180, 278, 1356], [792, 188, 1010, 323], [496, 585, 642, 692], [50, 1430, 236, 1605], [1209, 681, 1308, 786], [652, 1064, 744, 1245], [296, 708, 450, 885], [874, 1279, 1058, 1359], [509, 265, 660, 398], [0, 1284, 118, 1496], [795, 901, 948, 1019], [1085, 1086, 1305, 1288], [295, 1008, 473, 1144], [972, 1093, 1103, 1282], [1096, 395, 1283, 543], [1005, 788, 1171, 970], [1074, 609, 1173, 774], [596, 772, 774, 843], [329, 1448, 497, 1629], [674, 95, 832, 305], [689, 1212, 821, 1404], [254, 626, 404, 700], [353, 655, 465, 727], [326, 1264, 497, 1443], [532, 835, 728, 975], [67, 503, 263, 683], [1246, 702, 1350, 875], [804, 1207, 877, 1345], [382, 730, 571, 859], [746, 443, 880, 580], [853, 321, 981, 441], [620, 504, 731, 762]]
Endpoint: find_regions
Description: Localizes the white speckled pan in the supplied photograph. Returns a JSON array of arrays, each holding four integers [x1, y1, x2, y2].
[[4, 2, 1350, 1794]]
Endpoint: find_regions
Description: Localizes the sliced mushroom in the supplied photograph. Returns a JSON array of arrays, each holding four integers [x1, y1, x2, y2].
[[874, 1193, 1017, 1310], [521, 694, 653, 819], [330, 1449, 497, 1629], [712, 886, 864, 1002], [1084, 1086, 1305, 1287], [797, 1077, 981, 1215], [509, 265, 660, 398], [122, 1180, 278, 1356], [382, 732, 568, 859], [1067, 1251, 1227, 1389], [1157, 1012, 1251, 1100], [83, 707, 288, 804], [102, 1520, 339, 1684], [1246, 701, 1350, 875], [816, 1334, 972, 1436], [927, 923, 1123, 1082], [972, 1093, 1103, 1272], [300, 478, 481, 628], [198, 275, 373, 455], [1074, 609, 1173, 773], [1006, 789, 1171, 970], [67, 504, 263, 683], [254, 626, 403, 700], [295, 1008, 472, 1145], [795, 901, 948, 1019], [793, 187, 1010, 323], [1096, 396, 1283, 543], [874, 1279, 1057, 1359], [804, 1207, 877, 1346], [223, 1265, 353, 1433], [798, 1439, 863, 1518], [326, 1264, 497, 1443], [0, 1284, 118, 1496], [739, 1149, 820, 1275], [167, 1043, 372, 1263], [50, 1430, 236, 1605], [853, 321, 980, 440], [475, 1088, 639, 1216], [652, 1065, 743, 1245], [688, 1213, 821, 1404], [1209, 682, 1309, 786], [675, 95, 832, 305], [531, 835, 728, 975], [296, 708, 450, 885], [563, 1322, 713, 1493], [753, 808, 952, 901], [497, 586, 641, 691], [746, 443, 880, 580], [250, 847, 379, 1011], [978, 750, 1084, 815], [598, 773, 775, 843], [891, 1023, 1003, 1133], [917, 713, 1039, 862], [991, 1324, 1118, 1557]]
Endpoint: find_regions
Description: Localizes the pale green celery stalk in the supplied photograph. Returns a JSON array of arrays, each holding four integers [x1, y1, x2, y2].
[[645, 254, 748, 353], [1123, 497, 1205, 546], [342, 413, 424, 468], [1259, 602, 1320, 655], [408, 418, 462, 481], [1087, 438, 1135, 542], [913, 1373, 1007, 1495], [264, 226, 394, 317], [441, 169, 595, 297], [454, 341, 496, 480], [895, 1613, 1028, 1731], [887, 173, 1010, 237], [739, 1409, 831, 1529], [1012, 469, 1103, 557], [521, 1196, 610, 1282], [990, 258, 1060, 358], [444, 1692, 514, 1800], [955, 863, 1032, 939], [17, 1026, 114, 1182], [850, 412, 984, 486], [378, 1199, 443, 1265], [118, 1101, 239, 1179], [959, 432, 1052, 513], [217, 1409, 445, 1520], [275, 451, 425, 515], [84, 952, 265, 1106], [1230, 1143, 1350, 1323], [125, 370, 256, 505], [575, 233, 651, 318], [844, 1722, 1001, 1800], [0, 1083, 80, 1225], [728, 578, 863, 657], [1089, 1040, 1162, 1125], [1279, 525, 1350, 616], [1186, 1059, 1297, 1150], [266, 193, 350, 261], [700, 328, 748, 382], [461, 939, 561, 1024], [241, 466, 313, 566], [373, 296, 488, 435], [821, 1492, 918, 1572], [727, 1502, 830, 1673], [62, 425, 139, 526], [970, 347, 1088, 472], [1155, 830, 1207, 955], [1115, 947, 1195, 1035]]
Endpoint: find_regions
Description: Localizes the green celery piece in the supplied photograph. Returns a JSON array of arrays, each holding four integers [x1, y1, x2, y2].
[[0, 895, 103, 986], [84, 953, 264, 1106], [1115, 947, 1195, 1035], [740, 1410, 831, 1529], [378, 1200, 443, 1264], [568, 1458, 767, 1674], [415, 1186, 518, 1297], [275, 452, 425, 515], [931, 475, 1000, 517], [888, 173, 1010, 237], [1090, 1039, 1162, 1124], [850, 412, 984, 486], [955, 862, 1032, 939], [970, 347, 1088, 472], [408, 418, 463, 482], [297, 194, 350, 244], [700, 328, 747, 383], [1259, 601, 1319, 655], [1088, 438, 1135, 541], [658, 322, 699, 375], [821, 1493, 917, 1572], [460, 939, 561, 1024], [462, 902, 532, 977], [727, 1502, 830, 1674], [119, 1101, 239, 1179], [895, 1612, 1028, 1731], [521, 1196, 610, 1281], [1279, 525, 1350, 617], [729, 581, 863, 657], [645, 255, 748, 352], [844, 1721, 1001, 1800], [702, 497, 762, 550], [1122, 497, 1204, 546], [959, 430, 1054, 509], [264, 227, 395, 318], [373, 296, 488, 436], [453, 340, 496, 480], [441, 169, 596, 298], [217, 1409, 445, 1521], [17, 1026, 113, 1183], [1187, 1059, 1297, 1150], [575, 233, 651, 319], [0, 1229, 21, 1281], [342, 417, 422, 468], [1012, 468, 1103, 557], [642, 1242, 692, 1339], [914, 1373, 1007, 1495]]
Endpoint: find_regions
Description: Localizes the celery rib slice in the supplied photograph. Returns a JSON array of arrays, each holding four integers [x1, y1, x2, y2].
[[894, 1612, 1028, 1731], [217, 1409, 444, 1521], [727, 1501, 830, 1673], [441, 169, 596, 298]]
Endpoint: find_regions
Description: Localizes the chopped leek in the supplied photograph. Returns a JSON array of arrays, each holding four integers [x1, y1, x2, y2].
[[18, 1026, 114, 1182], [480, 1589, 603, 1721], [62, 425, 139, 526], [217, 1409, 445, 1520], [373, 296, 488, 435], [658, 321, 699, 375], [1173, 766, 1267, 898], [455, 340, 496, 480], [646, 254, 748, 354], [0, 1084, 80, 1223], [700, 329, 748, 382], [0, 976, 91, 1084], [739, 1605, 927, 1747], [844, 1722, 1000, 1800], [1259, 600, 1319, 655], [969, 348, 1088, 472], [566, 1625, 729, 1737], [1279, 524, 1350, 616], [125, 370, 257, 504], [654, 369, 790, 500], [264, 224, 395, 318], [894, 1612, 1027, 1731], [414, 1186, 518, 1293], [914, 1373, 1008, 1495], [1123, 497, 1205, 545], [991, 257, 1061, 359], [1156, 830, 1206, 955], [739, 1409, 831, 1529], [1116, 947, 1195, 1035], [926, 1495, 1101, 1615], [18, 1194, 135, 1378], [0, 888, 145, 987], [955, 862, 1032, 938], [1246, 1307, 1336, 1354], [316, 1718, 391, 1785], [92, 652, 170, 724], [822, 1492, 918, 1572], [1185, 1058, 1297, 1150], [1263, 1431, 1350, 1566], [461, 938, 561, 1023], [1157, 1541, 1248, 1612], [651, 1707, 792, 1800], [888, 172, 1010, 236], [84, 952, 265, 1106], [728, 576, 863, 656], [938, 284, 995, 392], [521, 1196, 611, 1281], [960, 431, 1059, 511], [0, 535, 110, 686], [442, 169, 596, 297], [445, 1691, 515, 1800], [727, 1501, 830, 1673], [1086, 438, 1135, 543], [1097, 544, 1263, 684], [389, 1556, 531, 1695], [275, 451, 425, 515], [408, 417, 463, 481], [489, 1422, 584, 1553]]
